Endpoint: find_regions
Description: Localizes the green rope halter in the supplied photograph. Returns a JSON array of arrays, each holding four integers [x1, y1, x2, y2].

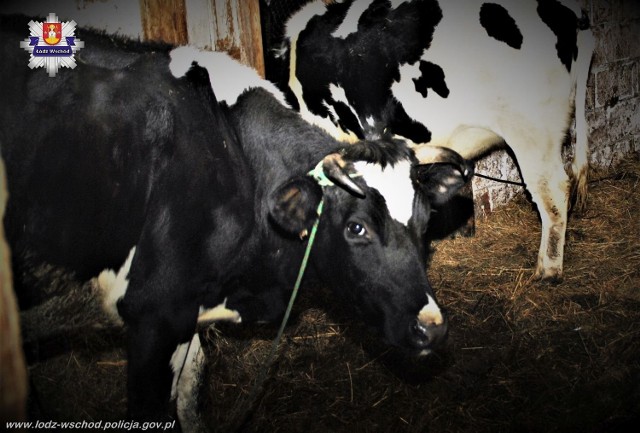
[[269, 159, 335, 353], [308, 159, 337, 188], [267, 157, 364, 362], [227, 159, 332, 429]]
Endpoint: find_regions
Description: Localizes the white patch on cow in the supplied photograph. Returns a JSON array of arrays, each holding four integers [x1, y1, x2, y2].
[[95, 246, 136, 324], [170, 334, 206, 433], [392, 0, 575, 150], [168, 46, 289, 107], [570, 27, 596, 212], [383, 0, 594, 280], [329, 83, 350, 110], [354, 159, 414, 225], [366, 116, 375, 127], [332, 0, 374, 39], [328, 83, 364, 131], [323, 101, 340, 125], [198, 298, 242, 324], [285, 1, 328, 39], [418, 295, 444, 327]]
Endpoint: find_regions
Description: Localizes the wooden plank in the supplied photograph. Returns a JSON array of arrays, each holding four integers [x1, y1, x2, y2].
[[141, 0, 265, 76], [185, 0, 214, 49], [140, 0, 189, 45], [201, 0, 264, 77], [236, 0, 264, 77]]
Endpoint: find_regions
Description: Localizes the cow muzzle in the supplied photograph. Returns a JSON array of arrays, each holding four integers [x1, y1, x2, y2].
[[409, 294, 448, 354], [409, 316, 448, 355]]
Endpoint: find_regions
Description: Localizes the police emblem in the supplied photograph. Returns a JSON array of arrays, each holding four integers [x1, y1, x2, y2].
[[19, 13, 84, 77], [44, 22, 62, 45]]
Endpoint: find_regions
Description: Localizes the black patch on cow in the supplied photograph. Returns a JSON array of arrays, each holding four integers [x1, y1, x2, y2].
[[389, 112, 432, 144], [293, 0, 442, 144], [331, 99, 366, 139], [479, 3, 523, 49], [341, 136, 414, 168], [537, 0, 581, 72], [413, 60, 450, 99]]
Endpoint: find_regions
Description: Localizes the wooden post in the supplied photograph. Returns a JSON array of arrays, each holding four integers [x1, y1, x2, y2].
[[237, 0, 264, 77], [140, 0, 189, 45], [141, 0, 265, 77], [0, 158, 27, 425], [208, 0, 265, 77]]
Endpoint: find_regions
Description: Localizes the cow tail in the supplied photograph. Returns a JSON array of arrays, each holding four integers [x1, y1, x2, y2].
[[571, 16, 595, 213]]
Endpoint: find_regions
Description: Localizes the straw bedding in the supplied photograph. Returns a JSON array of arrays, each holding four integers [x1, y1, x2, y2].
[[23, 157, 640, 432]]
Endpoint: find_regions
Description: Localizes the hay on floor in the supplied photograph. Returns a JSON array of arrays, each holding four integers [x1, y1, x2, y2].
[[24, 158, 640, 433]]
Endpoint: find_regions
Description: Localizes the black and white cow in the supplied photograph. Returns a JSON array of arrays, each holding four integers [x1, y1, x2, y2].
[[0, 15, 472, 424], [278, 0, 595, 281]]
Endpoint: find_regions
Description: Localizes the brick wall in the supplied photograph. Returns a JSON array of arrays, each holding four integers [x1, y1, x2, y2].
[[587, 0, 640, 167], [473, 0, 640, 216]]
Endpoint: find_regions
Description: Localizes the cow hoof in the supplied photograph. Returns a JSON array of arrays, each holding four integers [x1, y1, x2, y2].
[[534, 267, 563, 284]]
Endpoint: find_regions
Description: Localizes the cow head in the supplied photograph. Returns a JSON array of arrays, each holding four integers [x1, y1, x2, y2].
[[269, 140, 473, 355]]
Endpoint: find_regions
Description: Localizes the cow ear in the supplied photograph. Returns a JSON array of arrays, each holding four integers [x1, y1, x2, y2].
[[414, 161, 474, 205], [269, 177, 323, 237]]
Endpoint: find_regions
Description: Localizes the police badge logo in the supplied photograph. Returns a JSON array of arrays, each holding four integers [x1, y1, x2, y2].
[[20, 13, 84, 77], [44, 22, 62, 45]]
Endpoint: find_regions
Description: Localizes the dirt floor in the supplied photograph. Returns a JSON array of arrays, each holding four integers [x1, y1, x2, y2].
[[20, 157, 640, 433]]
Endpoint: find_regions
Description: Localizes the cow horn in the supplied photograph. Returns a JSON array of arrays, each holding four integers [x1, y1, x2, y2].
[[322, 153, 366, 198], [413, 145, 473, 179]]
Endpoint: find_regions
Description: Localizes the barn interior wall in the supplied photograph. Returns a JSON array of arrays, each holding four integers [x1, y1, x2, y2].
[[587, 0, 640, 167], [473, 0, 640, 216]]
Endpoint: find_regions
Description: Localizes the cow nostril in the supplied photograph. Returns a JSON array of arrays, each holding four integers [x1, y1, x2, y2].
[[411, 321, 431, 345], [410, 319, 447, 350]]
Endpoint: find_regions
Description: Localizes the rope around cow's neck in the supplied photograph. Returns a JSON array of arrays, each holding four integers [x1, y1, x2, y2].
[[226, 197, 325, 430], [227, 160, 350, 426], [175, 159, 336, 428], [173, 199, 323, 429]]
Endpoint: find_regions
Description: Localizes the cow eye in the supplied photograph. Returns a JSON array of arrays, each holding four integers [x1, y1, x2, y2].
[[346, 221, 367, 237]]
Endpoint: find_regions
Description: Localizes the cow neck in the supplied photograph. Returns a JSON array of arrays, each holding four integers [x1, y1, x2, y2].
[[265, 159, 337, 363], [228, 162, 329, 429]]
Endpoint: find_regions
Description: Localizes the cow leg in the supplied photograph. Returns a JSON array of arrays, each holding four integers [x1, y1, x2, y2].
[[171, 333, 206, 433], [125, 306, 198, 421], [514, 145, 569, 282]]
